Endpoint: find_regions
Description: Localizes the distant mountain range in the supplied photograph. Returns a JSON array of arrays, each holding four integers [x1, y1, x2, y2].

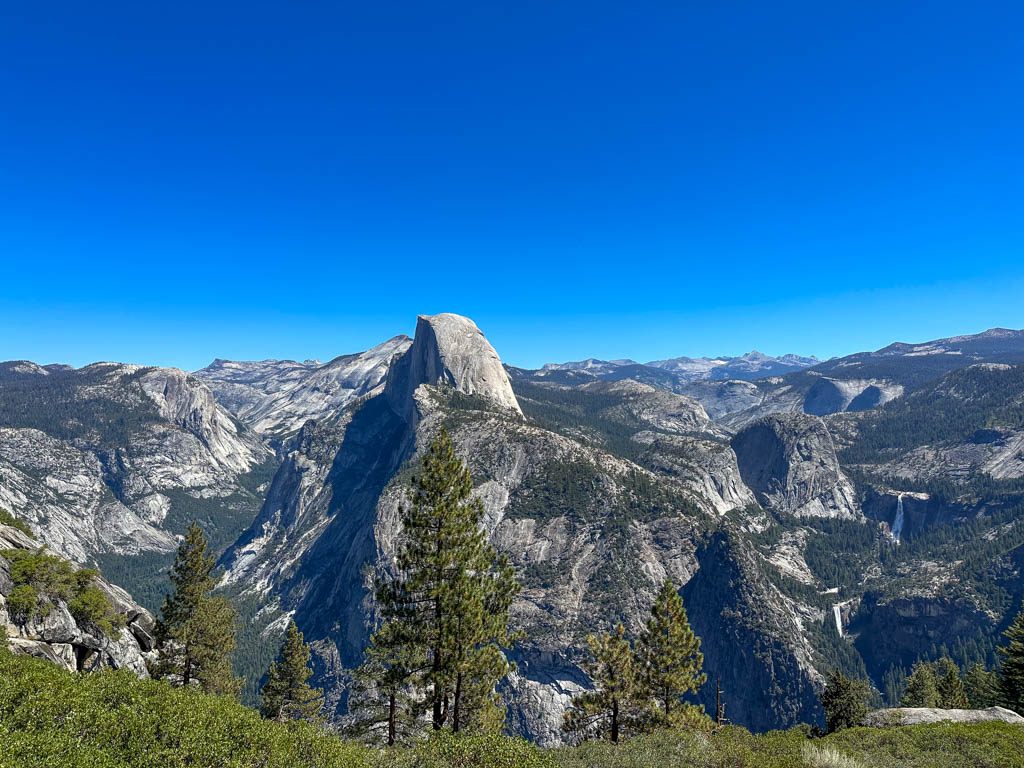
[[538, 350, 819, 382], [2, 322, 1024, 741]]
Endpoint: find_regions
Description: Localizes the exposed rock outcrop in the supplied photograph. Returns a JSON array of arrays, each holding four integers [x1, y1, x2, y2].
[[0, 522, 155, 676], [802, 376, 903, 416], [731, 414, 859, 518], [863, 706, 1024, 727]]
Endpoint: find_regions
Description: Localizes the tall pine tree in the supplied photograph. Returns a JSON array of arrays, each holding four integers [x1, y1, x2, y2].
[[564, 624, 640, 744], [900, 661, 940, 707], [635, 580, 707, 728], [351, 619, 422, 745], [820, 669, 870, 732], [997, 606, 1024, 713], [260, 620, 324, 722], [153, 522, 239, 696], [933, 657, 968, 708], [964, 662, 1000, 708], [366, 428, 519, 735]]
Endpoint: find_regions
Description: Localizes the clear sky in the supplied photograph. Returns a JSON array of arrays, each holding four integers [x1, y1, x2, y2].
[[2, 1, 1022, 370]]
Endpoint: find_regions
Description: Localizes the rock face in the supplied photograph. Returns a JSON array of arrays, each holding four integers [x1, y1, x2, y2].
[[863, 706, 1024, 727], [731, 414, 859, 518], [0, 362, 272, 563], [802, 376, 904, 416], [195, 336, 412, 438], [385, 314, 522, 421], [0, 522, 155, 676]]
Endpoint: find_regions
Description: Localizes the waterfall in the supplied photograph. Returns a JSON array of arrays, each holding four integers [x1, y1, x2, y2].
[[832, 604, 844, 637], [891, 493, 905, 544]]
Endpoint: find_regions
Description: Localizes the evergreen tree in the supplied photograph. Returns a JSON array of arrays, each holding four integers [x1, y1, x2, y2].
[[351, 619, 421, 745], [933, 657, 968, 708], [882, 664, 907, 707], [820, 669, 870, 733], [635, 580, 707, 728], [366, 428, 519, 735], [963, 662, 1000, 708], [154, 522, 239, 696], [564, 624, 640, 744], [997, 606, 1024, 713], [900, 661, 940, 707], [260, 620, 324, 722]]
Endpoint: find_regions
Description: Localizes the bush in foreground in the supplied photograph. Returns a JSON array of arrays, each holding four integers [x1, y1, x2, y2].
[[0, 651, 370, 768], [1, 650, 1022, 768]]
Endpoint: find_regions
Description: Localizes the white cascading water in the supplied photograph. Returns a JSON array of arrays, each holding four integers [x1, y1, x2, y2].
[[832, 603, 844, 637], [891, 493, 905, 544]]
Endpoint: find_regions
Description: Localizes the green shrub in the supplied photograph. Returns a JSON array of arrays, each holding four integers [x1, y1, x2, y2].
[[68, 585, 125, 637], [5, 584, 40, 625], [0, 651, 373, 768], [823, 723, 1024, 768], [3, 549, 79, 602], [1, 549, 122, 637], [0, 650, 1022, 768], [391, 731, 557, 768], [0, 508, 33, 538]]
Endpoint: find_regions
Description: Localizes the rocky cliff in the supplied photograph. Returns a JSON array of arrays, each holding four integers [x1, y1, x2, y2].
[[7, 321, 1023, 744], [0, 521, 155, 676], [196, 336, 412, 438], [384, 313, 522, 421], [0, 362, 272, 564], [731, 413, 860, 519]]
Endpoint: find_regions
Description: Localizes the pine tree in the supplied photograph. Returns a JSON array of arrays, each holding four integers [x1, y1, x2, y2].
[[882, 664, 907, 706], [820, 669, 870, 733], [351, 619, 422, 745], [900, 661, 940, 707], [997, 606, 1024, 713], [933, 657, 968, 708], [564, 624, 640, 744], [260, 620, 324, 722], [365, 428, 519, 736], [963, 662, 1000, 708], [154, 522, 239, 696], [635, 580, 707, 728]]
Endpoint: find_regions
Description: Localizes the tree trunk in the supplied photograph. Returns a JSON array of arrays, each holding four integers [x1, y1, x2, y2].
[[433, 578, 444, 729], [453, 672, 462, 732], [182, 644, 192, 687], [432, 695, 443, 730], [611, 697, 619, 744], [388, 691, 396, 746]]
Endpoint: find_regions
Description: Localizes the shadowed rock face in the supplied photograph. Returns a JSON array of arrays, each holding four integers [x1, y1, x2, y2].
[[683, 533, 822, 731], [731, 413, 859, 518], [803, 377, 903, 417]]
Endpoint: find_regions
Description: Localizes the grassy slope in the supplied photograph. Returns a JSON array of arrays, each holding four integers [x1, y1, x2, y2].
[[1, 651, 1021, 768]]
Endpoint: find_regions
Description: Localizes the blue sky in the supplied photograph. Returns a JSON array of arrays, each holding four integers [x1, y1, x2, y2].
[[2, 2, 1022, 370]]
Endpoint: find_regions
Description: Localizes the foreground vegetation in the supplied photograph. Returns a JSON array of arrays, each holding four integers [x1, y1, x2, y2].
[[1, 650, 1022, 768]]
